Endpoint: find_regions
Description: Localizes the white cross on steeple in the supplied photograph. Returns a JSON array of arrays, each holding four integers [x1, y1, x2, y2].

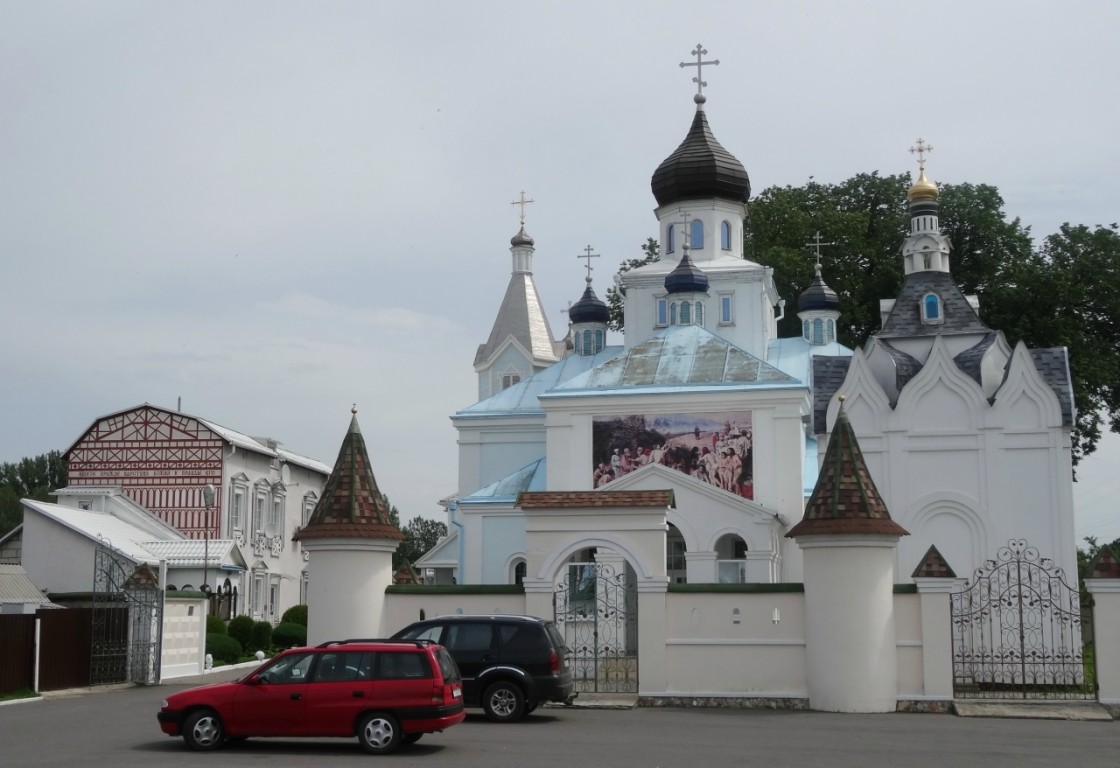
[[680, 44, 719, 105]]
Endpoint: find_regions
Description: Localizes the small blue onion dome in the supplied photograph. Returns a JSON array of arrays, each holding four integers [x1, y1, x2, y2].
[[569, 280, 610, 325], [798, 264, 840, 312], [651, 109, 750, 207], [664, 251, 710, 295], [510, 226, 534, 247]]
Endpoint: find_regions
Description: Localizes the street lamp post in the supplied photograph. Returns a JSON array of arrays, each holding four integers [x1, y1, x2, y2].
[[201, 484, 215, 596]]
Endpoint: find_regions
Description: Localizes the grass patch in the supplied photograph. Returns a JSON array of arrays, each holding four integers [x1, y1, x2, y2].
[[0, 689, 38, 703]]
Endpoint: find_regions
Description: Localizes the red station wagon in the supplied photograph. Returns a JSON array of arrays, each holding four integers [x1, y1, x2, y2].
[[157, 639, 465, 754]]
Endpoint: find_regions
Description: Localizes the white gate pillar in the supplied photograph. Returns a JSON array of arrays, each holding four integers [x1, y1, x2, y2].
[[1086, 578, 1120, 705]]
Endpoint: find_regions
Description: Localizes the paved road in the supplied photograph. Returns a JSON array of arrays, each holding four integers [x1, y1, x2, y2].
[[1, 680, 1117, 768]]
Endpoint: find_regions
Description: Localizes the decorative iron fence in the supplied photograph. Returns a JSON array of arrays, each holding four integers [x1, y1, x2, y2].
[[950, 539, 1094, 699], [554, 560, 638, 694]]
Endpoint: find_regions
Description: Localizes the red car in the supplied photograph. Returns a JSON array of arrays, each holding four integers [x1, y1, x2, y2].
[[158, 639, 465, 754]]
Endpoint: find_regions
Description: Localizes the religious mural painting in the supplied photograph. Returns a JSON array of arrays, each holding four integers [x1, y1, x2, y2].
[[592, 411, 754, 499]]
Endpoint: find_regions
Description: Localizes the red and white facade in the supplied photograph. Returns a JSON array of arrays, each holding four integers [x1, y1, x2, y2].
[[65, 404, 330, 621]]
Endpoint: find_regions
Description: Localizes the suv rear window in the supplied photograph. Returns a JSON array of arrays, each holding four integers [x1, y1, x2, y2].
[[435, 647, 461, 683], [545, 622, 566, 651]]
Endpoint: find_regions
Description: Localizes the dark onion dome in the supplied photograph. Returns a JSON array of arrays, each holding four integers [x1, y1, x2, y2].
[[510, 226, 534, 247], [664, 250, 710, 295], [568, 280, 610, 325], [798, 264, 841, 312], [651, 109, 750, 207]]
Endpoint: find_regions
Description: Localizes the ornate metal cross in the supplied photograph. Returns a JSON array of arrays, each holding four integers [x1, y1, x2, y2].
[[510, 190, 535, 225], [806, 231, 835, 266], [578, 244, 600, 280], [680, 44, 719, 100], [909, 138, 934, 171]]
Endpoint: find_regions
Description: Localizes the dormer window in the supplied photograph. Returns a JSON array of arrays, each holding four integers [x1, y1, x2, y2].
[[921, 293, 943, 323]]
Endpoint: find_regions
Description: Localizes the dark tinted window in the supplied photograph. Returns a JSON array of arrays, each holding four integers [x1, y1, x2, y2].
[[397, 624, 442, 642], [499, 623, 547, 654], [376, 651, 432, 680], [313, 651, 371, 682], [435, 647, 461, 683], [444, 623, 494, 652]]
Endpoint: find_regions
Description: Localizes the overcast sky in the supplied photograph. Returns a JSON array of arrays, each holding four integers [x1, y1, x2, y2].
[[2, 1, 1116, 543]]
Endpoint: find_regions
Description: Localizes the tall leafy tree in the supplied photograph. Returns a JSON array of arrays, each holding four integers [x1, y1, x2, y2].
[[0, 450, 68, 537], [394, 516, 449, 568], [605, 237, 658, 331]]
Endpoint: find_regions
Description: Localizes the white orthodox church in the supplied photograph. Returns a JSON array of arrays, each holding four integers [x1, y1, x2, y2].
[[417, 55, 1078, 592]]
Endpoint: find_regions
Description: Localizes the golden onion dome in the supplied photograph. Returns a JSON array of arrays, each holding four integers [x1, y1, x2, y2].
[[908, 167, 939, 201]]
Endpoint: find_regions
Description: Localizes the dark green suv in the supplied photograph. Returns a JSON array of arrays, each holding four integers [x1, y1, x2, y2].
[[391, 614, 576, 722]]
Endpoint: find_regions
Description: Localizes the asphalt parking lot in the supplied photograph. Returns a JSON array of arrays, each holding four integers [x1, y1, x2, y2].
[[1, 676, 1117, 768]]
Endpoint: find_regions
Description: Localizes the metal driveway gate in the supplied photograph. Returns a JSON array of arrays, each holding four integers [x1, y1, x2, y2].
[[91, 541, 163, 686], [554, 560, 638, 693], [950, 539, 1093, 699]]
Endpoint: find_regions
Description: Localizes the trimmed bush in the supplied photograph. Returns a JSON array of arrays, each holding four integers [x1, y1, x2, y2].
[[280, 604, 308, 626], [228, 615, 255, 650], [272, 622, 307, 648], [207, 633, 242, 664], [206, 615, 227, 636], [251, 620, 273, 653]]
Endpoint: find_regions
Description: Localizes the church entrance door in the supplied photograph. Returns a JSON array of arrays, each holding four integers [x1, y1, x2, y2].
[[553, 558, 638, 694], [950, 539, 1094, 699]]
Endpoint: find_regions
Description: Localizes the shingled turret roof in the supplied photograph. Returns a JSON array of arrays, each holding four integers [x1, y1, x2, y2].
[[651, 108, 750, 207], [293, 411, 404, 542], [787, 401, 909, 538]]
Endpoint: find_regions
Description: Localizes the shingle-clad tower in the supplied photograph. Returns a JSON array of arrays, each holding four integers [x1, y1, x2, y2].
[[788, 398, 908, 712], [293, 407, 403, 644]]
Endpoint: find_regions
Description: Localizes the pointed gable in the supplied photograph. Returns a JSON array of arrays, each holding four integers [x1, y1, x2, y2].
[[911, 545, 957, 578], [787, 402, 908, 538], [293, 412, 403, 542], [474, 273, 561, 367]]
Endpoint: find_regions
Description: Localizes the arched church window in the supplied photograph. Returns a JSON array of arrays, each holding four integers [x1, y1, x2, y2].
[[656, 298, 668, 326], [721, 220, 731, 250], [594, 329, 604, 352], [670, 302, 678, 326], [582, 329, 592, 355], [512, 560, 526, 586], [667, 225, 675, 254], [803, 319, 810, 340], [827, 319, 835, 342], [680, 301, 691, 325], [812, 318, 823, 344], [690, 219, 704, 250]]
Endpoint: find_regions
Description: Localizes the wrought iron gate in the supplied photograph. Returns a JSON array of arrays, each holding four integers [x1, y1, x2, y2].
[[91, 540, 163, 686], [553, 560, 638, 693], [950, 539, 1093, 699]]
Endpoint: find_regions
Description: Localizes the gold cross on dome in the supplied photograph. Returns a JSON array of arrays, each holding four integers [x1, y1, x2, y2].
[[578, 244, 600, 280], [909, 138, 934, 171], [680, 44, 719, 100], [510, 190, 535, 225]]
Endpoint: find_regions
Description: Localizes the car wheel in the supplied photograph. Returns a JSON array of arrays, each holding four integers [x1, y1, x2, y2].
[[402, 733, 422, 745], [482, 681, 526, 723], [183, 709, 224, 751], [358, 712, 402, 755]]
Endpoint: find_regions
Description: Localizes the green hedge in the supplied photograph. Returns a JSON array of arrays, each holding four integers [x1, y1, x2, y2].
[[280, 604, 308, 626], [206, 615, 226, 636], [272, 622, 307, 648], [251, 620, 273, 653], [206, 633, 242, 664], [227, 615, 255, 650]]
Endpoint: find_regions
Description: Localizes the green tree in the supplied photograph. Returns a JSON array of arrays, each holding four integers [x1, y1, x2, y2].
[[605, 237, 659, 331], [0, 450, 68, 537], [394, 516, 449, 568]]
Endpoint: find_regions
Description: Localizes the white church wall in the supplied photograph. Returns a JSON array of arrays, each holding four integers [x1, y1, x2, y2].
[[383, 592, 527, 633], [481, 515, 526, 584], [455, 417, 546, 498]]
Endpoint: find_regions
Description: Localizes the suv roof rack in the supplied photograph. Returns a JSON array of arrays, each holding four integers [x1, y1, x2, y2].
[[316, 638, 432, 648]]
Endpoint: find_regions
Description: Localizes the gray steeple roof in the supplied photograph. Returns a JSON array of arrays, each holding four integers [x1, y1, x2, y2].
[[879, 272, 988, 338], [474, 272, 561, 367]]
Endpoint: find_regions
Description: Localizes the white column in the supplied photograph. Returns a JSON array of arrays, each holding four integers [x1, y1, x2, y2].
[[301, 538, 397, 645], [1086, 579, 1120, 704], [913, 577, 961, 700], [797, 535, 901, 712]]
